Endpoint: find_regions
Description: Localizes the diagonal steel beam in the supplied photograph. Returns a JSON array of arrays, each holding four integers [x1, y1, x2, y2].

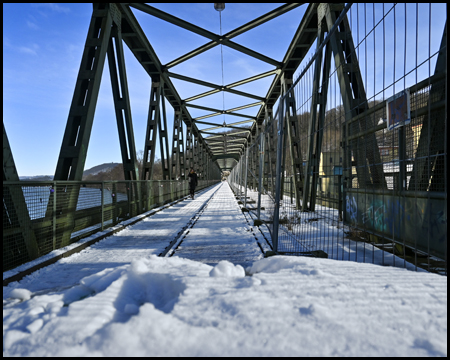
[[196, 119, 256, 133], [226, 69, 279, 89], [253, 3, 319, 128], [200, 124, 250, 132], [168, 71, 265, 102], [222, 40, 281, 67], [194, 119, 252, 132], [224, 3, 304, 39], [184, 87, 265, 102], [129, 3, 281, 68], [3, 124, 40, 262], [107, 24, 140, 181], [187, 102, 261, 121], [129, 3, 220, 41], [165, 3, 303, 69], [170, 68, 277, 100], [117, 4, 216, 160]]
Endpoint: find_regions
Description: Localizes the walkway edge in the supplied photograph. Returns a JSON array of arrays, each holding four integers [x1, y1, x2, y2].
[[3, 185, 217, 286]]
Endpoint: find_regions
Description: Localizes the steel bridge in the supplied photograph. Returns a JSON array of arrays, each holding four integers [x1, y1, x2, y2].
[[3, 3, 447, 275]]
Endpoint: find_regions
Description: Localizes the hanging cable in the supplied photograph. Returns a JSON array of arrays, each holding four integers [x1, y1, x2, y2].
[[215, 3, 226, 126]]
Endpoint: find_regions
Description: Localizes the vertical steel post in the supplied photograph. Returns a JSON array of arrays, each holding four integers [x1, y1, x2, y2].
[[107, 19, 139, 182], [272, 95, 286, 253], [142, 79, 162, 180], [52, 182, 56, 250], [171, 110, 181, 180], [257, 132, 265, 220], [3, 124, 40, 260], [244, 147, 249, 208], [101, 182, 104, 230], [159, 86, 172, 180]]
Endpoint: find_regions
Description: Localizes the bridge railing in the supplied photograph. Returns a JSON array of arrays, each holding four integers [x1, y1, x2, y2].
[[3, 179, 219, 272], [230, 3, 447, 275]]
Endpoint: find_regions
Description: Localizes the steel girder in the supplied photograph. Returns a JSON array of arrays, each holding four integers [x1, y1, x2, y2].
[[162, 4, 303, 69], [171, 110, 185, 180], [408, 22, 447, 192], [185, 125, 194, 173], [116, 4, 218, 172], [54, 4, 113, 182], [129, 3, 284, 68], [123, 3, 315, 173], [263, 106, 276, 194], [253, 3, 319, 132], [51, 4, 115, 247], [169, 72, 266, 103], [280, 73, 303, 208], [158, 85, 172, 180], [3, 124, 40, 263], [323, 3, 386, 190], [107, 20, 140, 182], [142, 79, 162, 180], [301, 17, 332, 211], [51, 3, 359, 182]]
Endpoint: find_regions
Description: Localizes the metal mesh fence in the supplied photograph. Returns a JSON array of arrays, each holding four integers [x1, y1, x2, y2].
[[229, 3, 446, 274], [3, 179, 218, 271]]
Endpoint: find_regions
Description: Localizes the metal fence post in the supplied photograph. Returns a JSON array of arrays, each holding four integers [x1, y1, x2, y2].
[[244, 147, 249, 208], [338, 174, 342, 221], [289, 176, 294, 204], [128, 180, 131, 218], [272, 97, 286, 253], [101, 181, 104, 230], [257, 133, 264, 220], [52, 181, 56, 250]]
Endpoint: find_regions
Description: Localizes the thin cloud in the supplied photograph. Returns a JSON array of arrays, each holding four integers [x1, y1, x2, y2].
[[26, 20, 40, 30], [18, 44, 39, 56], [33, 3, 71, 15]]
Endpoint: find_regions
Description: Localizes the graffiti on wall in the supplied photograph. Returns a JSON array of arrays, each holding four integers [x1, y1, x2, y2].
[[345, 191, 447, 259], [345, 195, 357, 224]]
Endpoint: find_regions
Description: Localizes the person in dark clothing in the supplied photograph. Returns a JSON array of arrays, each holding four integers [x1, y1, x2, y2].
[[188, 168, 198, 199]]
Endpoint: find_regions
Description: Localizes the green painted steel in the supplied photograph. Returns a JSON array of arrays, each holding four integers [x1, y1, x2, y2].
[[3, 125, 41, 264], [3, 179, 220, 272]]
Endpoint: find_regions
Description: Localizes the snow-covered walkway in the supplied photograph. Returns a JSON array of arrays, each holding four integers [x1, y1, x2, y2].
[[170, 181, 264, 267], [3, 182, 447, 356]]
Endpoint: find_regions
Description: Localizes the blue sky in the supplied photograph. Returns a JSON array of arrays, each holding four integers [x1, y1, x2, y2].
[[3, 3, 446, 176], [3, 3, 305, 176]]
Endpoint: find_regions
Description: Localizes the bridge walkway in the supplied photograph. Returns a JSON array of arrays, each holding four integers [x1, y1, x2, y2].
[[4, 182, 267, 294]]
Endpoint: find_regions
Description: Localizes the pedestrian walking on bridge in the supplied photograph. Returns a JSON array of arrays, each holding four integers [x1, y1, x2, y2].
[[188, 168, 198, 199]]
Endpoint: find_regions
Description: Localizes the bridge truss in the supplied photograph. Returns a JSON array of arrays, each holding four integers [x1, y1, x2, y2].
[[4, 3, 447, 274]]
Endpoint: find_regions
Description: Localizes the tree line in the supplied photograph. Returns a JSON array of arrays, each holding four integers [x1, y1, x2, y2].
[[82, 150, 163, 181]]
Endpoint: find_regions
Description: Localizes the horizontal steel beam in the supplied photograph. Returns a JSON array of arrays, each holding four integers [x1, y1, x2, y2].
[[168, 72, 266, 102], [200, 130, 249, 137], [186, 102, 261, 115], [164, 3, 303, 69], [130, 3, 281, 67], [204, 137, 246, 142], [253, 3, 319, 127], [197, 123, 251, 132], [117, 4, 218, 159], [129, 3, 219, 41], [212, 154, 241, 161]]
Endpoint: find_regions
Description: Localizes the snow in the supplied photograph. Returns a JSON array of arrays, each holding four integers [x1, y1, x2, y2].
[[209, 260, 245, 277], [3, 182, 447, 357]]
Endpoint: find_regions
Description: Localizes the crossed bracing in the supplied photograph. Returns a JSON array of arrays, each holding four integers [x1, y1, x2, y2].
[[123, 3, 316, 172], [43, 2, 325, 184]]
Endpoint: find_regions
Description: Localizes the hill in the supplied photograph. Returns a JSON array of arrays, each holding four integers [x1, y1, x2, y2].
[[19, 163, 120, 181], [82, 163, 121, 177]]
